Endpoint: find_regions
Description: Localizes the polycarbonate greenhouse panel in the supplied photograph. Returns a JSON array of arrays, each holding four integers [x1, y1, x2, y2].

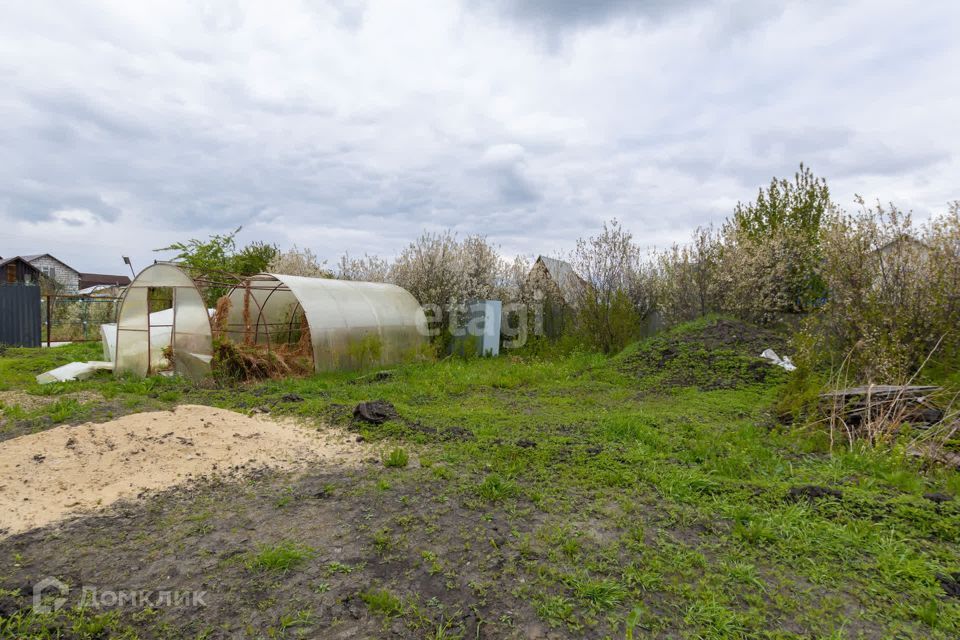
[[225, 274, 428, 373], [114, 263, 213, 378]]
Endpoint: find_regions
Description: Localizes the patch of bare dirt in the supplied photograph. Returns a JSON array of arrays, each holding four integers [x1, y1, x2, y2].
[[0, 389, 104, 413], [0, 404, 366, 537]]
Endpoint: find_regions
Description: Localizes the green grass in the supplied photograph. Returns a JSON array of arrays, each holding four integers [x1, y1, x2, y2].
[[246, 541, 315, 573], [383, 446, 409, 468], [1, 322, 959, 638], [360, 588, 403, 617]]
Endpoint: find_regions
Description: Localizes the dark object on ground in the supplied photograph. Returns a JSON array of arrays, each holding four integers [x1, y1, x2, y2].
[[786, 485, 842, 502], [620, 318, 789, 390], [923, 492, 954, 504], [353, 370, 395, 384], [516, 439, 537, 448], [250, 406, 271, 415], [281, 393, 305, 403], [353, 400, 399, 424], [819, 385, 943, 433], [937, 572, 960, 599]]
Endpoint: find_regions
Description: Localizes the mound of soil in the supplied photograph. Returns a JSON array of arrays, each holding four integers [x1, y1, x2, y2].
[[353, 400, 399, 424], [0, 405, 366, 538], [621, 318, 790, 390]]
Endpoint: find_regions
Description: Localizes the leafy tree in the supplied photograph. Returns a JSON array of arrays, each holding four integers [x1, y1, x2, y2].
[[570, 219, 653, 353], [731, 163, 830, 240], [724, 164, 832, 316], [156, 227, 277, 304]]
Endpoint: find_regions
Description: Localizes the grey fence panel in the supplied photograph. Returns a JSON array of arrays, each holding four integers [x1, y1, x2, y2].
[[0, 284, 42, 347]]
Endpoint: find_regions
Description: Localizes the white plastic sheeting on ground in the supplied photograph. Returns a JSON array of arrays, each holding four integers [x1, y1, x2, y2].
[[36, 361, 113, 384], [760, 348, 797, 371]]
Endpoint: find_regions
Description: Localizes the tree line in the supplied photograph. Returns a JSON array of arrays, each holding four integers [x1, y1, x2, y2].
[[160, 164, 960, 382]]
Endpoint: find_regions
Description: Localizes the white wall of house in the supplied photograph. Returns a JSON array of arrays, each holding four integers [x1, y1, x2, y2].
[[29, 255, 80, 293]]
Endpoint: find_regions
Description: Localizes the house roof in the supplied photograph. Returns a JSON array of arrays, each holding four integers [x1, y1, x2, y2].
[[533, 255, 585, 303], [79, 273, 131, 289], [20, 253, 79, 272], [0, 256, 41, 272], [873, 235, 929, 254]]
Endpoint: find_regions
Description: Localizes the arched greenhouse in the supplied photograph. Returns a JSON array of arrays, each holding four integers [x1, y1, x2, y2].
[[114, 263, 214, 378], [113, 267, 428, 379], [221, 274, 428, 373]]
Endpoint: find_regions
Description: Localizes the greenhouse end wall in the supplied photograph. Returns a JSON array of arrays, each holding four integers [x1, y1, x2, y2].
[[114, 263, 214, 379]]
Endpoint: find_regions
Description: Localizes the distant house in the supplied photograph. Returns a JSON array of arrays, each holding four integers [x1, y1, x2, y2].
[[528, 256, 585, 306], [79, 272, 132, 289], [526, 256, 588, 338], [21, 254, 81, 293], [78, 272, 131, 297], [0, 256, 41, 286], [873, 235, 930, 261]]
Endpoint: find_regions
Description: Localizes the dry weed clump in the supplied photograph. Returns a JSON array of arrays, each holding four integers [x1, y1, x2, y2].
[[210, 295, 314, 382], [811, 343, 960, 462]]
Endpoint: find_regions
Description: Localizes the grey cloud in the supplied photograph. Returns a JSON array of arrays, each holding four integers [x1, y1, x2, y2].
[[486, 0, 697, 31], [0, 189, 122, 224], [492, 165, 540, 204], [23, 89, 156, 142], [483, 0, 787, 45], [1, 0, 958, 274]]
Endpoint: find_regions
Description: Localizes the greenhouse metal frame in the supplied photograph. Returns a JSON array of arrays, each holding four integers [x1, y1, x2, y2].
[[115, 265, 428, 379], [222, 273, 428, 373]]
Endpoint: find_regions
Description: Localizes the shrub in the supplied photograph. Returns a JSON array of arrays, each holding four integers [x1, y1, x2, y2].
[[569, 219, 653, 353], [267, 245, 331, 277], [651, 164, 830, 325], [391, 231, 508, 343], [336, 252, 390, 282], [797, 198, 960, 381], [653, 226, 722, 324]]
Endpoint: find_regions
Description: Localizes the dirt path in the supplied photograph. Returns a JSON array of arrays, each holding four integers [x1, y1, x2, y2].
[[0, 404, 366, 537]]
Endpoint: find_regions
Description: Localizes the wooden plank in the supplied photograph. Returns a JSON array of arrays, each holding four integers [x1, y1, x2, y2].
[[820, 385, 939, 399]]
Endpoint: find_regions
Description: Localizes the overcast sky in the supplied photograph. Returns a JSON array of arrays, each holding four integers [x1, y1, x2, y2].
[[1, 1, 957, 275]]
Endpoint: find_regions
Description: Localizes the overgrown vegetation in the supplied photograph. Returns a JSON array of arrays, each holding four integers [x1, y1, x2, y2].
[[2, 163, 958, 638], [1, 325, 957, 637]]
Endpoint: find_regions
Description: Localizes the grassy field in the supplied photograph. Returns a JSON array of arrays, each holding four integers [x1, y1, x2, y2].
[[1, 319, 959, 638]]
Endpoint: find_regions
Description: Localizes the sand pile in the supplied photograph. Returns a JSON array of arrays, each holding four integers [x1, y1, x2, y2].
[[0, 404, 366, 537]]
